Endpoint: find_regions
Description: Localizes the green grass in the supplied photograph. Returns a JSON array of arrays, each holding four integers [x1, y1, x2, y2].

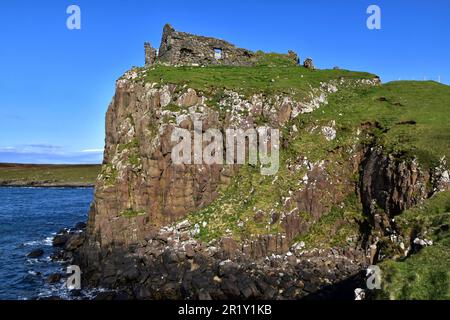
[[395, 190, 450, 241], [294, 194, 365, 248], [117, 138, 142, 169], [118, 138, 140, 153], [254, 52, 300, 67], [139, 59, 376, 101], [100, 164, 118, 186], [377, 191, 450, 300], [0, 163, 101, 185], [294, 81, 450, 168], [187, 165, 286, 243], [121, 209, 146, 218], [378, 238, 450, 300]]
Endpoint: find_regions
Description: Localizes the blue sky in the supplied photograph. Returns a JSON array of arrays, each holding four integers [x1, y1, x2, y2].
[[0, 0, 449, 164]]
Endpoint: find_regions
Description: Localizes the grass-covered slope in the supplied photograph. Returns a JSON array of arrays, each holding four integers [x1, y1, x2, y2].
[[377, 190, 450, 300], [0, 163, 101, 186], [186, 80, 450, 245], [303, 81, 450, 167]]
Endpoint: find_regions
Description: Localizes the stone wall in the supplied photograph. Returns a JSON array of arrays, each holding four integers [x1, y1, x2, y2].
[[144, 42, 157, 66], [155, 24, 256, 67]]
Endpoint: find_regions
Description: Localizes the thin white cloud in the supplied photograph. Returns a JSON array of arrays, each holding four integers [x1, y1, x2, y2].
[[0, 144, 63, 153], [0, 150, 103, 164], [0, 145, 103, 164]]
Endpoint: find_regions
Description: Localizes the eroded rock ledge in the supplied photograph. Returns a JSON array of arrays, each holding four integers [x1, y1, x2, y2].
[[67, 220, 366, 300]]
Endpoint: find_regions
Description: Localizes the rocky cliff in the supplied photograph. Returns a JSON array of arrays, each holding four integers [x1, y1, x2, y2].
[[87, 67, 381, 248], [66, 47, 450, 300]]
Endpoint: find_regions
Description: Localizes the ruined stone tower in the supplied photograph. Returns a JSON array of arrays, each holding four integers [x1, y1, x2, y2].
[[144, 42, 157, 66]]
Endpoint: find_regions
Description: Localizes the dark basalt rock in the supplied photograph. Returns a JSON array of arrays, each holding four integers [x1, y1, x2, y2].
[[93, 291, 117, 300], [74, 222, 87, 230], [69, 227, 368, 300], [47, 273, 62, 284], [64, 233, 85, 251], [27, 248, 44, 258], [52, 234, 69, 247]]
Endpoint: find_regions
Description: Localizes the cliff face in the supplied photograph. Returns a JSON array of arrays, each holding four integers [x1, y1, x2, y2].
[[90, 76, 228, 246], [88, 68, 380, 247], [73, 57, 450, 299]]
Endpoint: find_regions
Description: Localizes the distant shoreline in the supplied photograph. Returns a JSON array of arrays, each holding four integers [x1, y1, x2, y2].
[[0, 163, 101, 188], [0, 182, 95, 188]]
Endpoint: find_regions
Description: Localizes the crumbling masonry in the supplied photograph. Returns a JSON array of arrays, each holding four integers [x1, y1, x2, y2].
[[145, 24, 301, 67]]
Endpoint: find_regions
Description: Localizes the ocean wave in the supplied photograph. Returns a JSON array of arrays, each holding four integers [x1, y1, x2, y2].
[[26, 258, 40, 264], [37, 282, 110, 300], [23, 236, 54, 247]]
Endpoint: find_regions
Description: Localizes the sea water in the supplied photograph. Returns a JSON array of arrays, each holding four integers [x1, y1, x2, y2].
[[0, 187, 93, 300]]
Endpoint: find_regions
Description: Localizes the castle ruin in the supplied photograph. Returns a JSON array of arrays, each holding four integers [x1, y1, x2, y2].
[[145, 24, 299, 67]]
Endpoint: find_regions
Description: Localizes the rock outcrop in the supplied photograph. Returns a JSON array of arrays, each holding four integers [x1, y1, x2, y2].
[[303, 58, 315, 70], [357, 146, 450, 264], [69, 219, 367, 300], [359, 147, 450, 233]]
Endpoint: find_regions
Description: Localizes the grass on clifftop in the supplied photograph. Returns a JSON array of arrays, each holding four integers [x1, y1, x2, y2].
[[139, 53, 376, 100], [0, 163, 101, 186]]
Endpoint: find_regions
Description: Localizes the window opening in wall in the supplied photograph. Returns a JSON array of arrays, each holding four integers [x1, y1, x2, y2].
[[214, 48, 223, 60]]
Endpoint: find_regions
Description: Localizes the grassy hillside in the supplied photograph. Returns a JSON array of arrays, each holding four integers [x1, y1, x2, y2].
[[0, 163, 101, 186], [299, 80, 450, 168], [185, 80, 450, 243]]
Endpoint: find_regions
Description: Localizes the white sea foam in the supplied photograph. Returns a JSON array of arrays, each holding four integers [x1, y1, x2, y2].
[[23, 236, 54, 247]]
